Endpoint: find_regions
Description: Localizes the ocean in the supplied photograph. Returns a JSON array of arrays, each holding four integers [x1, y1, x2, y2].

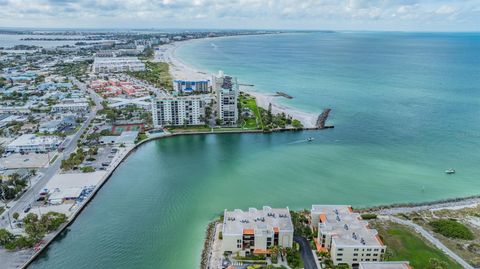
[[29, 32, 480, 268]]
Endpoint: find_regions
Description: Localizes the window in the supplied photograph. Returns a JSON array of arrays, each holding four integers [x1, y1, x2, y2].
[[337, 253, 343, 256], [354, 248, 359, 251], [353, 259, 357, 261], [337, 248, 344, 251], [353, 254, 358, 256], [336, 258, 342, 261], [366, 254, 371, 257], [366, 259, 370, 261]]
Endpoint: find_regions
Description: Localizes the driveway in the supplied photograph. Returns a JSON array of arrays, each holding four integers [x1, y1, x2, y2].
[[294, 236, 318, 269]]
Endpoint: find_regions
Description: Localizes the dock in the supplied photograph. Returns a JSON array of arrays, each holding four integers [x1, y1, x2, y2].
[[316, 108, 333, 129], [275, 91, 293, 99]]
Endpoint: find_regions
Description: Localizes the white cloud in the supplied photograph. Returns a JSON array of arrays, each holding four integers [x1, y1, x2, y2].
[[0, 0, 478, 31], [435, 5, 457, 14]]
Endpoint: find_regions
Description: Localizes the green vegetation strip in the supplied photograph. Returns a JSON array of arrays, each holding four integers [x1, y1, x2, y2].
[[429, 219, 475, 240], [375, 221, 462, 269], [128, 61, 173, 90]]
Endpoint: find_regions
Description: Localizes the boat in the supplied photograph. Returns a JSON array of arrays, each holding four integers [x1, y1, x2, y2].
[[445, 168, 455, 174], [307, 137, 314, 142]]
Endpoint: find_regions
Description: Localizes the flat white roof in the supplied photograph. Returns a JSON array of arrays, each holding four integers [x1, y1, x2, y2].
[[359, 262, 411, 269], [46, 171, 107, 190], [49, 187, 83, 200], [8, 134, 61, 147], [312, 205, 384, 248], [223, 206, 293, 236]]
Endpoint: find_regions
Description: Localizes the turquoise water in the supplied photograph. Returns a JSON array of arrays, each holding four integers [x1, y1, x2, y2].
[[29, 32, 480, 269]]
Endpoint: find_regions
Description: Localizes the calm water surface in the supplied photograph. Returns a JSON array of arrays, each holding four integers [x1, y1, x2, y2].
[[30, 32, 480, 269]]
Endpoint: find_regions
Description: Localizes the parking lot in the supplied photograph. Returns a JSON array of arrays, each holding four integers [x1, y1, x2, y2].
[[0, 153, 50, 169], [81, 145, 119, 171]]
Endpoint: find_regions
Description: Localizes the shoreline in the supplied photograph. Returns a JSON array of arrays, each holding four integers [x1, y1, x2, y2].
[[155, 38, 318, 128]]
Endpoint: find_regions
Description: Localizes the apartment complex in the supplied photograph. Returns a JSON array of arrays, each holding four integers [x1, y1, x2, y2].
[[222, 206, 294, 256], [174, 80, 210, 94], [311, 205, 386, 267], [51, 103, 89, 113], [212, 71, 238, 126], [93, 57, 145, 73], [152, 95, 209, 127]]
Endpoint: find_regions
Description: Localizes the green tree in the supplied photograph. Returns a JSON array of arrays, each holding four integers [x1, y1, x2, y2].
[[0, 228, 14, 246], [12, 212, 19, 220]]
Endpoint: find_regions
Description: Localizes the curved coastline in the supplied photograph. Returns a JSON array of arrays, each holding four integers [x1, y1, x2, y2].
[[24, 130, 480, 268], [158, 35, 319, 128]]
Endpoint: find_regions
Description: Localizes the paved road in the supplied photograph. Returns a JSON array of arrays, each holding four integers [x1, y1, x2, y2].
[[388, 216, 474, 269], [294, 236, 318, 269], [0, 78, 101, 230]]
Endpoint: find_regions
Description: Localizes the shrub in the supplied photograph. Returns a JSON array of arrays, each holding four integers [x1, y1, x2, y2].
[[429, 219, 474, 240], [361, 213, 377, 220]]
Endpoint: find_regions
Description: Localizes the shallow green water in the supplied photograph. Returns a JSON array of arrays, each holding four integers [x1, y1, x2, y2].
[[29, 32, 480, 268]]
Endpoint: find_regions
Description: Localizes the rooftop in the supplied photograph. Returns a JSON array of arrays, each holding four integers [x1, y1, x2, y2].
[[359, 262, 411, 269], [223, 206, 293, 236], [312, 205, 384, 248]]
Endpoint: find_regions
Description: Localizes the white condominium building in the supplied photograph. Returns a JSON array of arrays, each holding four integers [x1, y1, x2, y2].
[[222, 206, 294, 257], [93, 57, 145, 73], [212, 71, 238, 126], [152, 95, 209, 127], [6, 134, 62, 153], [311, 205, 386, 267], [359, 261, 412, 269]]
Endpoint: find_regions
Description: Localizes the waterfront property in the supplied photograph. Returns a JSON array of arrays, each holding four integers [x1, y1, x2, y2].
[[174, 80, 210, 94], [213, 71, 239, 126], [151, 95, 212, 127], [311, 205, 386, 266], [222, 206, 294, 256], [5, 134, 63, 153], [93, 57, 145, 73]]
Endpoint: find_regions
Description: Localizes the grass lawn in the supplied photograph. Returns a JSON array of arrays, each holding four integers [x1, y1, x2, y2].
[[239, 93, 263, 129], [167, 125, 212, 133], [373, 221, 462, 269]]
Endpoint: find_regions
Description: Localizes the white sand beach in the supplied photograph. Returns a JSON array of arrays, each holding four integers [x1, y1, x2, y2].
[[154, 41, 318, 128]]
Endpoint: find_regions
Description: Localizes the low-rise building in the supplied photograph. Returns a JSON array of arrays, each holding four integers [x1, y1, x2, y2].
[[311, 205, 386, 267], [222, 206, 294, 256], [152, 95, 210, 127], [51, 102, 89, 113], [93, 57, 145, 73], [5, 134, 62, 153]]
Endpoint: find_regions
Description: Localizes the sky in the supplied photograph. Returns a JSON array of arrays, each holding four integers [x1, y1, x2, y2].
[[0, 0, 479, 31]]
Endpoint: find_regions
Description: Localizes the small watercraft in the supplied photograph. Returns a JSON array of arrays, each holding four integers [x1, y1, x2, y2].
[[445, 168, 455, 174], [307, 137, 314, 142]]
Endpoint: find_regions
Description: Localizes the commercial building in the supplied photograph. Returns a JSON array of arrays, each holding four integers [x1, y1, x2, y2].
[[51, 103, 89, 113], [93, 57, 145, 73], [222, 206, 294, 256], [311, 205, 386, 267], [174, 80, 210, 94], [5, 134, 62, 153], [152, 95, 210, 127], [359, 262, 411, 269], [212, 71, 238, 126]]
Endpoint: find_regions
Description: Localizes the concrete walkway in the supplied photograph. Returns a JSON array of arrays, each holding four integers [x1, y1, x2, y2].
[[387, 216, 474, 269]]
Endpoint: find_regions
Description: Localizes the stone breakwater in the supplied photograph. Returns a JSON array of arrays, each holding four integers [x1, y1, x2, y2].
[[200, 220, 219, 269]]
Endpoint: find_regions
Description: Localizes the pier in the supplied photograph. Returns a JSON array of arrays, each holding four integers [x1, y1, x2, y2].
[[239, 83, 255, 87], [275, 91, 293, 99], [316, 108, 333, 129]]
